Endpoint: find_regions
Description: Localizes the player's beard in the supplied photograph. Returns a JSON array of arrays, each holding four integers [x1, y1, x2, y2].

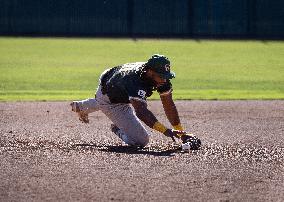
[[156, 82, 165, 87]]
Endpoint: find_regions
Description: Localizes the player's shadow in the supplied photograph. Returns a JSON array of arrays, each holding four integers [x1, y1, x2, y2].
[[74, 143, 180, 157]]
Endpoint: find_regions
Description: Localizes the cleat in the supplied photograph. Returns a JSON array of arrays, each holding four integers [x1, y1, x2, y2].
[[70, 102, 89, 123]]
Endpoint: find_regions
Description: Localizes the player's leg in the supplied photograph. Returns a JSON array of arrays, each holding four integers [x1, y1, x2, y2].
[[70, 85, 103, 123], [70, 70, 108, 122], [100, 103, 149, 147], [73, 98, 100, 114]]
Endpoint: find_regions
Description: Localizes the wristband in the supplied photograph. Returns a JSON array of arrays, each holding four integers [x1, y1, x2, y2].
[[173, 123, 184, 131], [153, 121, 167, 133]]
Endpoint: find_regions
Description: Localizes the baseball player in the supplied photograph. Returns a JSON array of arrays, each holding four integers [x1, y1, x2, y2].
[[70, 54, 201, 149]]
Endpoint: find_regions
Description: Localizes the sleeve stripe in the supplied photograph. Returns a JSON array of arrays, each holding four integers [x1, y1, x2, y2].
[[159, 89, 173, 96]]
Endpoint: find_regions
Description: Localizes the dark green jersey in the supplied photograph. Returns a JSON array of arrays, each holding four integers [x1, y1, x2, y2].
[[101, 62, 172, 104]]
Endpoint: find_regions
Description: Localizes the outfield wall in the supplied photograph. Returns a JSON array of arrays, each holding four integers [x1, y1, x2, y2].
[[0, 0, 283, 39]]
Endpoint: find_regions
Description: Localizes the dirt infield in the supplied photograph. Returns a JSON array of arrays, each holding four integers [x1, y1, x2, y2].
[[0, 101, 283, 202]]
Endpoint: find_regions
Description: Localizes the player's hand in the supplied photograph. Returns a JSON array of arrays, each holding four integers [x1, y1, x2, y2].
[[163, 129, 186, 142]]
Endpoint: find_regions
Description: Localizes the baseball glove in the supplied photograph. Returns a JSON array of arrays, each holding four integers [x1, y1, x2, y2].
[[181, 134, 201, 150]]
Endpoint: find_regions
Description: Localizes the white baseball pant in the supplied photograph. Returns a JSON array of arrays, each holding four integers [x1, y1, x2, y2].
[[76, 73, 150, 147]]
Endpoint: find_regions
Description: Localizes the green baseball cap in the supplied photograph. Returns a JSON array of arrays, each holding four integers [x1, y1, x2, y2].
[[146, 54, 175, 79]]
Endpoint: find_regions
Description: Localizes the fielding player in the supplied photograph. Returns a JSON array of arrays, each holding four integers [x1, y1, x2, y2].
[[70, 54, 201, 148]]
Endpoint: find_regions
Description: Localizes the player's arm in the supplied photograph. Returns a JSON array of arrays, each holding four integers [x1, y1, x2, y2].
[[160, 91, 184, 131], [130, 98, 184, 141], [130, 98, 158, 128]]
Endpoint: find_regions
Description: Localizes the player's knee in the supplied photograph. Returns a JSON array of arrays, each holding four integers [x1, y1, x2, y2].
[[134, 134, 149, 147]]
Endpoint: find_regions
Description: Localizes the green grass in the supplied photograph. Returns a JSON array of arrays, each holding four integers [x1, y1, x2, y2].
[[0, 37, 283, 101]]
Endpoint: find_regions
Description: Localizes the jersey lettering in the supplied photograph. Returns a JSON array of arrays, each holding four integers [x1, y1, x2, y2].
[[138, 90, 146, 99]]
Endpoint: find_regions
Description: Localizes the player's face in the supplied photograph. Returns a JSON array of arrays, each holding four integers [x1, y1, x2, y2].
[[150, 71, 167, 87]]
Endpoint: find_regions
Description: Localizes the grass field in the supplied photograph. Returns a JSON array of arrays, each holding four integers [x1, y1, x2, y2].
[[0, 37, 283, 101]]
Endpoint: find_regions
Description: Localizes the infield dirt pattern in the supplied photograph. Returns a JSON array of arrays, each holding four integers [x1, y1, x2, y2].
[[0, 101, 283, 201]]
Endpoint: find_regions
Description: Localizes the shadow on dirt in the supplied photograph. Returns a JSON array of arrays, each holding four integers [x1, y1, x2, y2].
[[1, 139, 182, 157], [74, 143, 180, 157]]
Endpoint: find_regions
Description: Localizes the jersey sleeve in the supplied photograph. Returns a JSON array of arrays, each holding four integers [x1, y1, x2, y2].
[[157, 80, 172, 95]]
